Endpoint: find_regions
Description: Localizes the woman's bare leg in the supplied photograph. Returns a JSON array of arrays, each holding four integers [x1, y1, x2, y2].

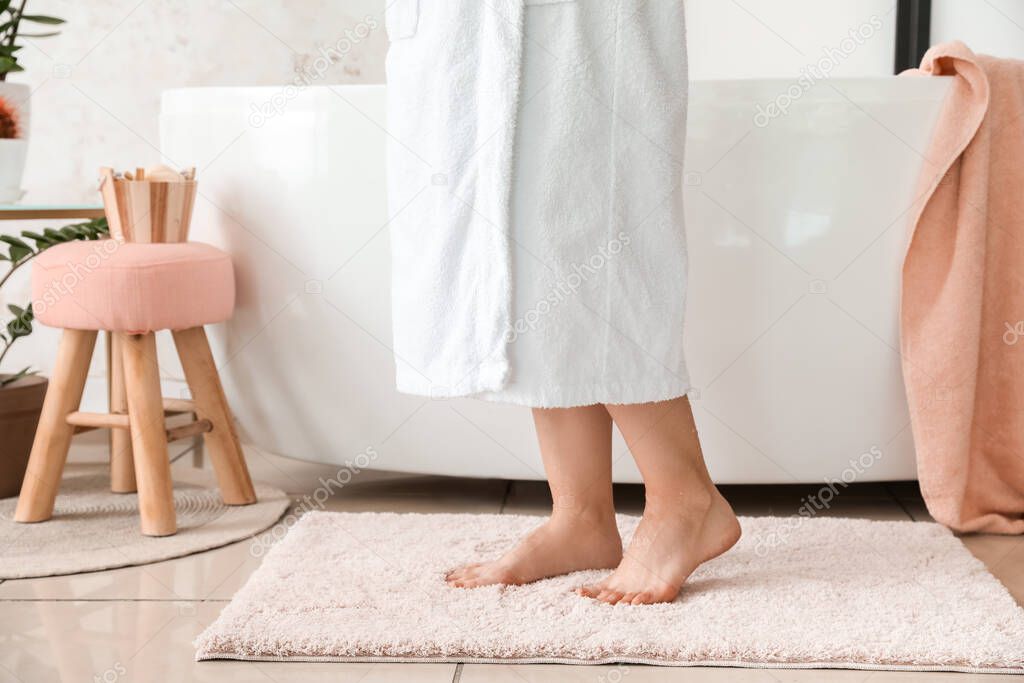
[[447, 405, 623, 588], [579, 396, 740, 605]]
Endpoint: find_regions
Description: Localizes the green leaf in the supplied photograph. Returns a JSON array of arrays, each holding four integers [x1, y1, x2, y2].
[[0, 235, 30, 249], [0, 367, 37, 388], [7, 303, 32, 339], [81, 219, 109, 240], [21, 15, 66, 25], [7, 244, 29, 262], [0, 45, 22, 55], [1, 234, 33, 262], [7, 317, 31, 340], [42, 227, 69, 242], [20, 230, 52, 247]]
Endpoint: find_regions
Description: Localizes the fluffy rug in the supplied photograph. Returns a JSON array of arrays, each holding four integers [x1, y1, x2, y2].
[[0, 467, 290, 579], [195, 512, 1024, 673]]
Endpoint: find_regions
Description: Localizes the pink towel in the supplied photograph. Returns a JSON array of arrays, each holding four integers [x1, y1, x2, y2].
[[901, 42, 1024, 534]]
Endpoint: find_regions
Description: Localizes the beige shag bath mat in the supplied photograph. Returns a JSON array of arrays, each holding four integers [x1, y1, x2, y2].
[[0, 467, 290, 579], [195, 512, 1024, 673]]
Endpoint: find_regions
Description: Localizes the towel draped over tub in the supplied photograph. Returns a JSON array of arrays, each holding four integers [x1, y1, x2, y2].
[[385, 0, 691, 407], [902, 42, 1024, 533]]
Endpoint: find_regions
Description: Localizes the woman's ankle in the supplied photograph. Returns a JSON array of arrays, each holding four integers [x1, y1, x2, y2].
[[549, 496, 618, 529], [643, 481, 716, 518]]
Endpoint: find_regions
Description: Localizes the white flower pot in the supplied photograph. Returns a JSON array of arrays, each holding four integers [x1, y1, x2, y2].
[[0, 82, 30, 203]]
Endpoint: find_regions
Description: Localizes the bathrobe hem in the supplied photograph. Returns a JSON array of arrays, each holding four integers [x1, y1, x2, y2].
[[395, 360, 511, 400], [473, 378, 692, 409]]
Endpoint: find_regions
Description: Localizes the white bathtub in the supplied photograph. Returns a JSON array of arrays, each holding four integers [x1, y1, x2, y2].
[[160, 76, 952, 484]]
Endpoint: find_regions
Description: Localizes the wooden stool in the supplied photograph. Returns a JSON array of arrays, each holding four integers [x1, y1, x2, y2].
[[15, 240, 256, 536]]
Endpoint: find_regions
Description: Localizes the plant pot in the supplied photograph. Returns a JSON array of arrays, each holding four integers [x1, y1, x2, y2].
[[0, 138, 27, 202], [0, 81, 30, 203], [0, 374, 47, 499]]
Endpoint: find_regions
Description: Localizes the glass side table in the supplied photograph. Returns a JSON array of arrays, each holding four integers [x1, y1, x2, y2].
[[0, 205, 106, 221]]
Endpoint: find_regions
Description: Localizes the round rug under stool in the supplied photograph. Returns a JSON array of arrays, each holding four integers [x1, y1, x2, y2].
[[0, 466, 291, 579]]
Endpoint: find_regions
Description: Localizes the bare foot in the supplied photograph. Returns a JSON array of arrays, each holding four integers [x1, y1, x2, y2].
[[446, 513, 623, 588], [578, 488, 740, 605]]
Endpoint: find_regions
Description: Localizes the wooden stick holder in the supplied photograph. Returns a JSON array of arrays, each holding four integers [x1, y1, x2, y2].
[[99, 167, 197, 244]]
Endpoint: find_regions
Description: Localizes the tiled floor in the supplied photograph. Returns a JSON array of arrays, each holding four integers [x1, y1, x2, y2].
[[2, 438, 1022, 683]]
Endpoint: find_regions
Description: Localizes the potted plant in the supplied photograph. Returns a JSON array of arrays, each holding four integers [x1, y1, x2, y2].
[[0, 1, 65, 202], [0, 218, 107, 498]]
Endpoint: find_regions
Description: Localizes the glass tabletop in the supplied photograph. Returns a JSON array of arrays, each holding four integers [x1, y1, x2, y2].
[[0, 204, 105, 219], [0, 204, 103, 211]]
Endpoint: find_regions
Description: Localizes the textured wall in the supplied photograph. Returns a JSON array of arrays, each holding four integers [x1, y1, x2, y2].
[[1, 1, 387, 393], [18, 0, 386, 203]]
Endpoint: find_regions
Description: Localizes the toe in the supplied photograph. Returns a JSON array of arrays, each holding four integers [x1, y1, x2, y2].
[[446, 563, 480, 583], [618, 592, 638, 605], [445, 572, 462, 586], [630, 592, 651, 605], [578, 584, 602, 599], [459, 570, 494, 588], [597, 589, 622, 604]]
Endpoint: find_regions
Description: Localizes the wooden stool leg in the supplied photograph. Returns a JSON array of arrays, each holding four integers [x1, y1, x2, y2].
[[15, 329, 98, 523], [172, 327, 256, 505], [109, 331, 136, 493], [121, 332, 176, 537]]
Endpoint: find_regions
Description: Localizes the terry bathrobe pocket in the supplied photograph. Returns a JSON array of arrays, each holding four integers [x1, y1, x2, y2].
[[385, 0, 420, 40]]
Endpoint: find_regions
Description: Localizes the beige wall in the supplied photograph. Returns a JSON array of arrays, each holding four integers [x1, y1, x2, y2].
[[18, 0, 386, 204], [1, 1, 387, 405]]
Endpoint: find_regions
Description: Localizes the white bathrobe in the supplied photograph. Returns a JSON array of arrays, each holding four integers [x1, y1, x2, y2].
[[387, 0, 690, 408]]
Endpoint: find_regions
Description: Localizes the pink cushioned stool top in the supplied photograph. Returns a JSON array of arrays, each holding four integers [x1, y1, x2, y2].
[[31, 240, 235, 333]]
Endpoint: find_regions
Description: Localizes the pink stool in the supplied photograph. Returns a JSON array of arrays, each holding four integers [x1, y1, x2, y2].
[[15, 240, 256, 536]]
